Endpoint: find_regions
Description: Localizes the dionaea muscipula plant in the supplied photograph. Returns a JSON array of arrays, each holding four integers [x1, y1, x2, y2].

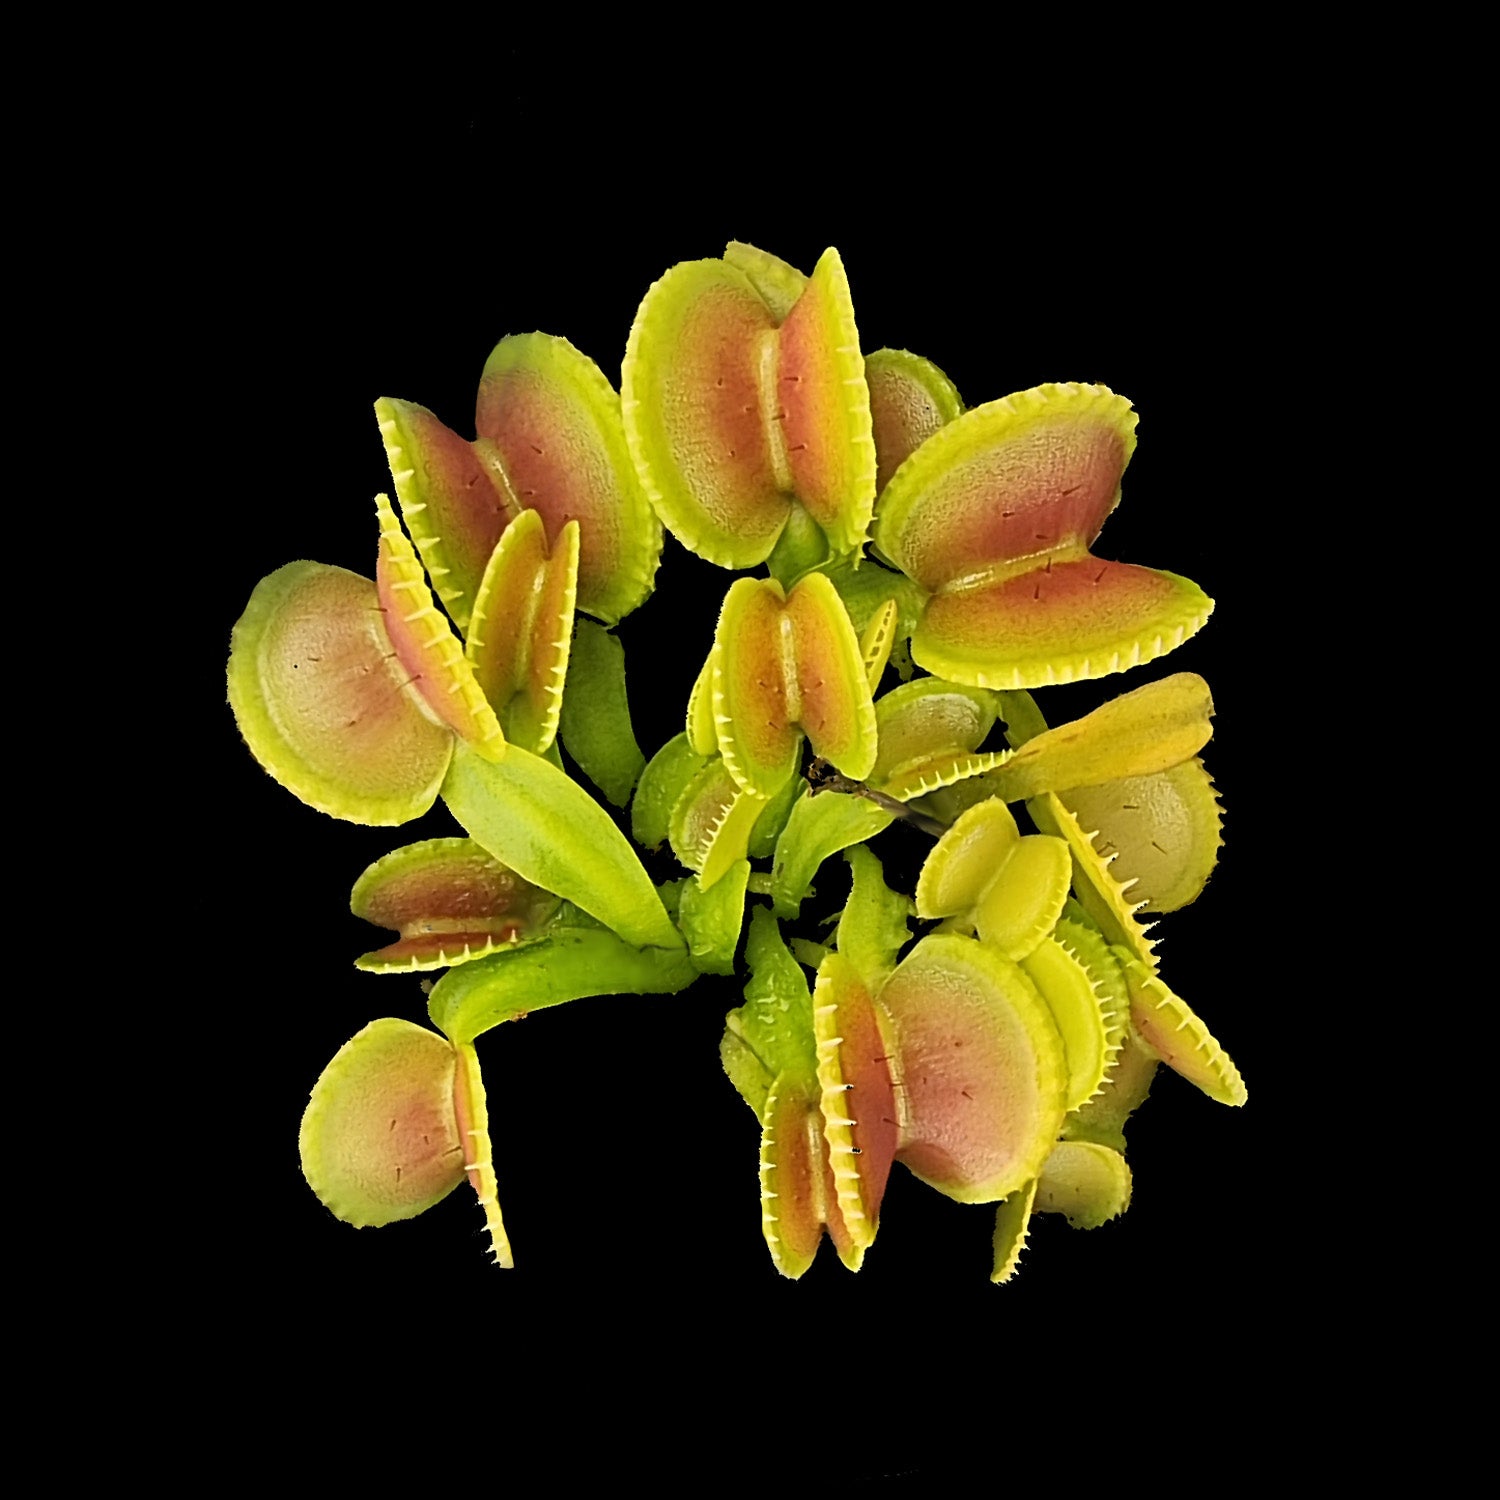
[[228, 242, 1242, 1283]]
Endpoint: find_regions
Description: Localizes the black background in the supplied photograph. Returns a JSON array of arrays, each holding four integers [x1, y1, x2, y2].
[[185, 83, 1306, 1476]]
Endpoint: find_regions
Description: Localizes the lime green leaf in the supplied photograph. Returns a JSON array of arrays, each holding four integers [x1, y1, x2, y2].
[[835, 846, 911, 992], [559, 620, 646, 807], [747, 769, 803, 861], [726, 906, 815, 1086], [790, 938, 832, 969], [979, 673, 1214, 804], [428, 928, 699, 1044], [680, 859, 751, 975], [766, 499, 832, 588], [771, 789, 894, 919], [443, 741, 681, 950], [721, 1027, 774, 1116], [633, 733, 711, 851]]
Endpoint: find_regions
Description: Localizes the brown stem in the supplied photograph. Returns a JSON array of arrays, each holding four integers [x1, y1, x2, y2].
[[805, 760, 950, 838]]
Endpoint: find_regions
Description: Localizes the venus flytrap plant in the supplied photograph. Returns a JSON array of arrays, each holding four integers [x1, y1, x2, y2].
[[230, 238, 1247, 1283]]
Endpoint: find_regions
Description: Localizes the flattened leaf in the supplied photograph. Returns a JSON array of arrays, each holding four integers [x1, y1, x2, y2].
[[1035, 1141, 1132, 1230], [879, 935, 1067, 1203], [428, 927, 699, 1045], [766, 499, 832, 588], [771, 789, 894, 919], [299, 1018, 465, 1227], [775, 248, 877, 558], [747, 768, 803, 860], [978, 673, 1214, 804], [1122, 956, 1246, 1107], [729, 906, 816, 1085], [791, 938, 832, 969], [474, 332, 661, 624], [558, 619, 646, 807], [622, 258, 789, 568], [864, 347, 964, 496], [376, 492, 505, 759], [836, 846, 912, 993], [351, 837, 561, 973], [633, 733, 712, 851], [376, 397, 514, 631], [996, 688, 1048, 745], [721, 1027, 774, 1116], [465, 508, 580, 755], [443, 741, 681, 950], [228, 561, 453, 825], [680, 858, 750, 975]]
